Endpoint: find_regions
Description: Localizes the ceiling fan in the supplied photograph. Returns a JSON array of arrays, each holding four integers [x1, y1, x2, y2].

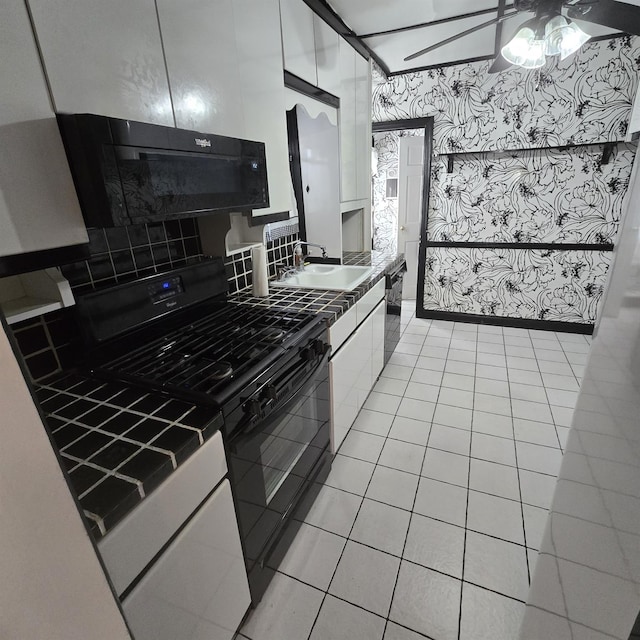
[[403, 0, 640, 73]]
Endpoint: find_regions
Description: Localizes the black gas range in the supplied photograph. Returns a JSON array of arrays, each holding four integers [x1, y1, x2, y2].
[[76, 258, 333, 603]]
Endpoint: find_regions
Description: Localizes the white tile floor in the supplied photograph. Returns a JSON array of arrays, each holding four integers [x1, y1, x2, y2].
[[238, 302, 589, 640]]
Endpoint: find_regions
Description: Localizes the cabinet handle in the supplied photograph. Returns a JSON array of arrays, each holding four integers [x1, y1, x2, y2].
[[306, 185, 310, 193], [400, 226, 405, 231]]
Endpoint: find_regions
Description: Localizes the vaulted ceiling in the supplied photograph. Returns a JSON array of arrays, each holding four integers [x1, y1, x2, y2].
[[325, 0, 625, 76]]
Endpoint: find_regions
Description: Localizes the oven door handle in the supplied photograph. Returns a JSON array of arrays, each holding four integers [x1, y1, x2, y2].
[[231, 349, 329, 443]]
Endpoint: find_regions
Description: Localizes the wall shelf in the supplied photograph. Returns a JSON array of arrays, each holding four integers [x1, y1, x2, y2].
[[0, 268, 75, 325], [436, 140, 635, 173]]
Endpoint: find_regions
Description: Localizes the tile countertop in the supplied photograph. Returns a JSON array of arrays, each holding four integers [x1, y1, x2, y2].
[[34, 251, 403, 540], [230, 251, 405, 322], [35, 373, 222, 539]]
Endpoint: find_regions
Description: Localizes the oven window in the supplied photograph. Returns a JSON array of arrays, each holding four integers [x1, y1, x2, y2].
[[261, 393, 326, 505]]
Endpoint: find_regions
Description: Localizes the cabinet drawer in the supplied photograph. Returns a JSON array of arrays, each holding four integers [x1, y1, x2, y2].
[[98, 431, 227, 596], [328, 303, 358, 352], [356, 279, 385, 325]]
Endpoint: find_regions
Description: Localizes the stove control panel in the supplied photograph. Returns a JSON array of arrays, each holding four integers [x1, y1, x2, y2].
[[148, 276, 184, 304]]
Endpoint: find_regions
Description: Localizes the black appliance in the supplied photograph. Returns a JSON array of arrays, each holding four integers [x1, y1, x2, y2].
[[56, 114, 269, 227], [385, 261, 407, 364], [75, 258, 331, 603]]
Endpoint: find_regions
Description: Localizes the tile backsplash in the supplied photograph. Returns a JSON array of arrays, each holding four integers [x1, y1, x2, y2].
[[224, 232, 300, 294], [11, 308, 79, 382], [60, 219, 204, 294], [11, 219, 299, 381]]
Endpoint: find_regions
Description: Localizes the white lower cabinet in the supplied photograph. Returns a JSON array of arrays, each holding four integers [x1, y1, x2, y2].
[[329, 286, 386, 452], [122, 479, 250, 640]]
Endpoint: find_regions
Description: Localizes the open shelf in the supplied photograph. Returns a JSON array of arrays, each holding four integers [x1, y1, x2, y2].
[[0, 268, 75, 325]]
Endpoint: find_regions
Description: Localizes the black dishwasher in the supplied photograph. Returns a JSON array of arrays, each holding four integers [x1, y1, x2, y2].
[[385, 261, 407, 363]]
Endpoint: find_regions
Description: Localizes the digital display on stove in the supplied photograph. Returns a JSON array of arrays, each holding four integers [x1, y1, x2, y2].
[[148, 276, 184, 304]]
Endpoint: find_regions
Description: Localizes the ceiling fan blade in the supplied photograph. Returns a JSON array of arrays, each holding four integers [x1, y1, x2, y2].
[[403, 11, 518, 62], [567, 0, 640, 35], [488, 54, 513, 73]]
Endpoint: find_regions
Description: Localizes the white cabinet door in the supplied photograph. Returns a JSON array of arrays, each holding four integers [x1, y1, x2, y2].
[[157, 0, 244, 137], [329, 311, 374, 453], [371, 299, 386, 386], [0, 0, 88, 259], [122, 479, 250, 640], [355, 53, 372, 202], [338, 39, 357, 203], [313, 16, 340, 94], [29, 0, 173, 126], [235, 0, 292, 216], [280, 0, 317, 85], [355, 311, 373, 411], [329, 332, 360, 453], [296, 105, 342, 259]]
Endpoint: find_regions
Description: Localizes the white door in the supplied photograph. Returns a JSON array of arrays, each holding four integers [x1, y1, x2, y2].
[[397, 135, 425, 301]]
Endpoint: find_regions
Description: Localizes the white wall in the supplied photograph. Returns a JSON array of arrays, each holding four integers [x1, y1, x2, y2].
[[519, 153, 640, 639], [0, 323, 131, 640]]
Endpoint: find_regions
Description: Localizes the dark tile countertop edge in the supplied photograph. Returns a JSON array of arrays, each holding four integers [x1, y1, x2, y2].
[[229, 251, 405, 323], [35, 373, 222, 539]]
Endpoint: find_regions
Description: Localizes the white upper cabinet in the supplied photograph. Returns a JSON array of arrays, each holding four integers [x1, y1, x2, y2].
[[29, 0, 173, 126], [338, 39, 357, 203], [355, 53, 372, 202], [234, 0, 292, 216], [0, 0, 87, 259], [156, 0, 245, 137], [280, 0, 317, 85], [313, 16, 340, 94]]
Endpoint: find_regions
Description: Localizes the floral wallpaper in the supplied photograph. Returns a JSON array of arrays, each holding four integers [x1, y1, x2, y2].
[[373, 37, 640, 154], [430, 143, 635, 244], [423, 247, 612, 323], [371, 36, 640, 326]]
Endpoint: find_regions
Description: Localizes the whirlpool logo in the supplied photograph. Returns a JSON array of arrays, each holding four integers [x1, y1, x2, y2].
[[194, 138, 211, 148]]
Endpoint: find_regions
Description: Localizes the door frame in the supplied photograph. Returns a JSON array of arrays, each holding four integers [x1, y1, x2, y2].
[[372, 117, 434, 315]]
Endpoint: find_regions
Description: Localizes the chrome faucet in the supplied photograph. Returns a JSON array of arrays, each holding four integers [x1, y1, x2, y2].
[[293, 241, 327, 271]]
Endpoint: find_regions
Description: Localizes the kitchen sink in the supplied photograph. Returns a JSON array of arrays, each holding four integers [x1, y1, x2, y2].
[[272, 264, 374, 291]]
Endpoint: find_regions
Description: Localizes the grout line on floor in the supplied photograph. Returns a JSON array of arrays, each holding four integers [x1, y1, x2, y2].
[[456, 321, 477, 640]]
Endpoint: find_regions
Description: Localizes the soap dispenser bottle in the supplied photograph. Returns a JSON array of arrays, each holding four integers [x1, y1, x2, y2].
[[294, 244, 303, 270]]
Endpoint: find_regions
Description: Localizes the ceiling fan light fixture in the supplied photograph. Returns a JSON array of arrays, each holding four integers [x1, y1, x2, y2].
[[543, 14, 569, 55], [543, 15, 590, 58], [558, 21, 591, 59], [501, 26, 545, 68]]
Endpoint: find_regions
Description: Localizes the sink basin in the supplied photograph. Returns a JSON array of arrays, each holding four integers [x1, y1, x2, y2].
[[272, 264, 374, 291]]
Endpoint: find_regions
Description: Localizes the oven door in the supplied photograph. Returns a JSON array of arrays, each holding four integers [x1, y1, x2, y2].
[[227, 345, 331, 602]]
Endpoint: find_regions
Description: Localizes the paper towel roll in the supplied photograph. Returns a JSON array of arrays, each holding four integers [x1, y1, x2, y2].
[[252, 244, 269, 297]]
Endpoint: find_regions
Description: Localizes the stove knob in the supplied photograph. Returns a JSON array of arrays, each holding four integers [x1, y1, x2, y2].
[[244, 398, 261, 417], [262, 384, 277, 402], [300, 346, 313, 361]]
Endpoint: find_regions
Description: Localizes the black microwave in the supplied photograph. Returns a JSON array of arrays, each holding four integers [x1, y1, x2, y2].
[[56, 114, 269, 227]]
